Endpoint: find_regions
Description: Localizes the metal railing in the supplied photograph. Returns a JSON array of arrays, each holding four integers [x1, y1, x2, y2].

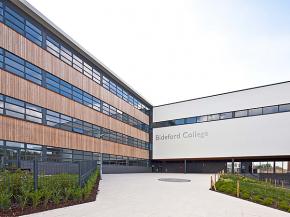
[[0, 158, 99, 190]]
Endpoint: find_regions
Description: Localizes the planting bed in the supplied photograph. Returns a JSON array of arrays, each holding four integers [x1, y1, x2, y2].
[[0, 169, 100, 217], [215, 174, 290, 213]]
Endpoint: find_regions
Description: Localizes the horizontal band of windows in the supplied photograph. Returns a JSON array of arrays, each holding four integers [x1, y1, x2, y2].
[[0, 47, 149, 133], [0, 1, 150, 115], [0, 140, 149, 167], [153, 104, 290, 128], [0, 94, 150, 150]]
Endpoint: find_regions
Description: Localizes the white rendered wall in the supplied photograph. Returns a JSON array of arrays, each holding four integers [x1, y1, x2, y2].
[[153, 112, 290, 159], [153, 82, 290, 122]]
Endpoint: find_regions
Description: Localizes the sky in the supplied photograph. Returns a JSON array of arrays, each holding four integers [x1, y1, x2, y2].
[[27, 0, 290, 106]]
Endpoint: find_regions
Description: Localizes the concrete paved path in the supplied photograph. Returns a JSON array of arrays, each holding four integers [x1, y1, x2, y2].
[[25, 173, 290, 217]]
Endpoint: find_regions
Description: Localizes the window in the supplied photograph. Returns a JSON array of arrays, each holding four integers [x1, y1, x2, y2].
[[102, 76, 110, 90], [4, 6, 25, 35], [92, 68, 101, 84], [110, 131, 117, 143], [84, 152, 92, 160], [25, 20, 42, 46], [109, 81, 117, 94], [46, 36, 60, 57], [101, 128, 110, 140], [263, 105, 278, 115], [0, 48, 3, 68], [174, 119, 185, 125], [46, 110, 60, 127], [92, 125, 101, 138], [72, 119, 83, 134], [116, 133, 123, 144], [5, 51, 25, 77], [5, 97, 25, 119], [25, 103, 42, 123], [109, 106, 117, 118], [117, 86, 122, 98], [248, 108, 262, 116], [234, 110, 248, 118], [73, 150, 83, 161], [116, 109, 123, 121], [128, 95, 134, 106], [102, 102, 110, 115], [122, 113, 129, 123], [6, 141, 24, 149], [208, 114, 219, 121], [0, 2, 3, 22], [220, 112, 233, 120], [279, 103, 290, 112], [185, 117, 197, 124], [72, 54, 83, 72], [60, 80, 72, 99], [92, 97, 101, 111], [84, 62, 93, 79], [122, 90, 128, 102], [0, 94, 3, 114], [83, 122, 93, 136], [60, 114, 72, 131], [60, 46, 72, 65], [72, 87, 82, 104], [45, 72, 60, 93], [83, 93, 93, 107], [25, 62, 42, 85], [196, 115, 208, 123]]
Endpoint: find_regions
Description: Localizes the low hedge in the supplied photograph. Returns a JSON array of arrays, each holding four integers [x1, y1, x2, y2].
[[215, 174, 290, 212], [0, 169, 100, 214]]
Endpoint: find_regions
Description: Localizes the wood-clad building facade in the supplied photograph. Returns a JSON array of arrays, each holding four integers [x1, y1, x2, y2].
[[0, 0, 152, 172]]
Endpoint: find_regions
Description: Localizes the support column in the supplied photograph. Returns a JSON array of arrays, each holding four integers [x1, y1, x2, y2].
[[231, 159, 235, 174], [184, 160, 187, 173]]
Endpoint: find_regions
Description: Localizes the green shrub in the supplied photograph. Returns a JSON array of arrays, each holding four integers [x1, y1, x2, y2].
[[262, 197, 274, 206], [17, 185, 31, 211], [252, 195, 263, 204], [29, 190, 43, 208], [63, 187, 71, 202], [278, 200, 289, 211], [52, 190, 62, 206], [241, 192, 250, 200], [0, 191, 12, 211], [41, 188, 53, 208], [71, 187, 82, 202]]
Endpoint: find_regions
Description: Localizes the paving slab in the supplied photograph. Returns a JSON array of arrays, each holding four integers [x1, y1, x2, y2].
[[24, 173, 290, 217]]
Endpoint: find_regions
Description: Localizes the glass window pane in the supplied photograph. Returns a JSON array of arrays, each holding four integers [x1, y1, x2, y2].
[[248, 108, 262, 116], [279, 104, 290, 112], [263, 105, 278, 115], [196, 115, 208, 123], [185, 117, 196, 124], [174, 119, 185, 125], [220, 112, 233, 120], [208, 114, 219, 121], [234, 110, 248, 118]]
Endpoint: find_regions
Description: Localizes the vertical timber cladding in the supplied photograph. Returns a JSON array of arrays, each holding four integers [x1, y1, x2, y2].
[[0, 116, 149, 159], [0, 69, 149, 142], [0, 23, 149, 125]]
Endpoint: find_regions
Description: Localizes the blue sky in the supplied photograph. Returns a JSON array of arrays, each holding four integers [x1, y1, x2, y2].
[[27, 0, 290, 105]]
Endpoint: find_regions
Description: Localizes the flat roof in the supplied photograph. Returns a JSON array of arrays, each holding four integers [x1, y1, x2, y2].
[[11, 0, 152, 107], [154, 80, 290, 108]]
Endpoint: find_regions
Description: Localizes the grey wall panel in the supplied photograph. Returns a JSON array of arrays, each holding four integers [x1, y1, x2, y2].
[[103, 165, 151, 174]]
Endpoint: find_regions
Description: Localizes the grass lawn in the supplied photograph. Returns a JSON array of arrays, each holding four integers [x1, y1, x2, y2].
[[215, 174, 290, 212]]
